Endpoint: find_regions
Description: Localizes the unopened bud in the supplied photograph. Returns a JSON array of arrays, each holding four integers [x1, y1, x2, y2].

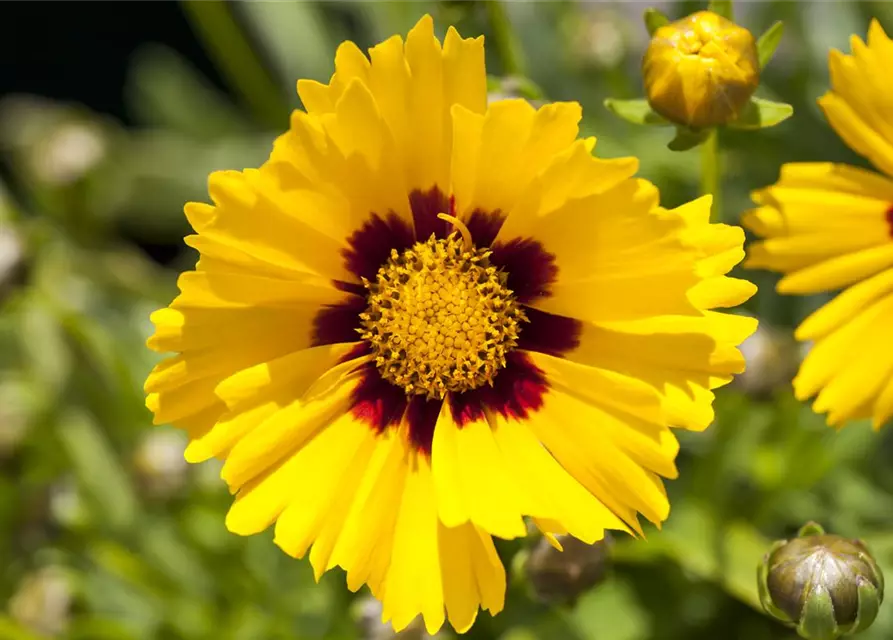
[[758, 522, 884, 639], [733, 321, 799, 399], [643, 10, 759, 129], [521, 533, 612, 606]]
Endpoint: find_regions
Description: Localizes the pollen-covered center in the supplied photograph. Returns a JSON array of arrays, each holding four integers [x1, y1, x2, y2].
[[359, 231, 527, 399]]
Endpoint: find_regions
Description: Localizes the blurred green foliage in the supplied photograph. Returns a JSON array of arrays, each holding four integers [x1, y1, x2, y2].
[[4, 2, 893, 639]]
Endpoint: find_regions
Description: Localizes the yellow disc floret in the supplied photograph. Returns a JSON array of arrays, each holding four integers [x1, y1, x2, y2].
[[360, 231, 527, 399]]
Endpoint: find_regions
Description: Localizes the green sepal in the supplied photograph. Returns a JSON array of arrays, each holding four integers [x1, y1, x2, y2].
[[798, 522, 826, 537], [728, 97, 794, 130], [667, 126, 710, 151], [850, 578, 881, 634], [757, 21, 785, 69], [758, 543, 796, 625], [708, 0, 733, 21], [603, 98, 670, 126], [857, 547, 885, 595], [643, 8, 669, 36], [797, 585, 838, 640]]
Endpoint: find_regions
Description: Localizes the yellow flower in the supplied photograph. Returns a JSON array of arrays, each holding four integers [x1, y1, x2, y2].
[[145, 15, 756, 634], [744, 20, 893, 429], [643, 10, 760, 129]]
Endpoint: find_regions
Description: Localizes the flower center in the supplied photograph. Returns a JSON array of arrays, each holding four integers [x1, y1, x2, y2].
[[359, 218, 527, 399]]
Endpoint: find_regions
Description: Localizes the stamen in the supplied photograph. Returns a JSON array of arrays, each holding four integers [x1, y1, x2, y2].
[[437, 213, 473, 250]]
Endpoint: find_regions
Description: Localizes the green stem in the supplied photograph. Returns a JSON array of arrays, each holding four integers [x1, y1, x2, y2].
[[484, 0, 526, 77], [180, 0, 287, 130], [699, 127, 728, 584], [700, 128, 722, 221]]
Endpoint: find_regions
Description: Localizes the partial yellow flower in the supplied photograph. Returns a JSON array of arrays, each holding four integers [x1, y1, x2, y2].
[[643, 10, 760, 129], [744, 20, 893, 429], [145, 15, 756, 634]]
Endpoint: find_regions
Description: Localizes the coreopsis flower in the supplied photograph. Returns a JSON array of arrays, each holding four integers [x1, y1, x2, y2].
[[643, 10, 760, 129], [759, 523, 884, 638], [744, 20, 893, 429], [144, 15, 756, 634]]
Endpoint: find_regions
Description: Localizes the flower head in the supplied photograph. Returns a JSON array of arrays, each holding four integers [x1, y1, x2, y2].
[[144, 15, 756, 634], [744, 20, 893, 429], [758, 523, 884, 638], [643, 10, 760, 129]]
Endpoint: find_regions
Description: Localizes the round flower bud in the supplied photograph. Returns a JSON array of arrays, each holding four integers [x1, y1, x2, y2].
[[758, 522, 885, 639], [642, 10, 760, 129], [522, 533, 612, 606]]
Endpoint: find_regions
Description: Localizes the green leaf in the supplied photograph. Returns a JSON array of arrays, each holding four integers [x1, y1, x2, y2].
[[728, 97, 794, 130], [127, 45, 250, 138], [0, 616, 47, 640], [667, 126, 711, 151], [603, 99, 670, 126], [572, 579, 651, 640], [236, 1, 336, 92], [57, 410, 139, 532], [757, 21, 785, 69], [708, 0, 733, 20], [643, 8, 669, 36]]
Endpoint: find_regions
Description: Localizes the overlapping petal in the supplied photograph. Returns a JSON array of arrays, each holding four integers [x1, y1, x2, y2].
[[744, 161, 893, 428], [819, 20, 893, 178]]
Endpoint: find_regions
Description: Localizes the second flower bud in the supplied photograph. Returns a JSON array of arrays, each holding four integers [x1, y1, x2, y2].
[[643, 10, 759, 129]]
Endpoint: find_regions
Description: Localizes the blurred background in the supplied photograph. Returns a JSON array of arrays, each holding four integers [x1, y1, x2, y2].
[[3, 1, 893, 639]]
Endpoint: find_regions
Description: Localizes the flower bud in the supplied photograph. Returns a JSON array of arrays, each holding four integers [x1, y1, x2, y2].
[[642, 10, 759, 129], [351, 594, 443, 640], [733, 320, 799, 400], [521, 533, 612, 606], [758, 522, 885, 639]]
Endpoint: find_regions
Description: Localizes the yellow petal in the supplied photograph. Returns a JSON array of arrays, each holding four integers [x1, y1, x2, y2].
[[404, 14, 446, 191], [525, 350, 664, 427], [526, 385, 678, 529], [226, 411, 372, 537], [746, 232, 886, 274], [565, 314, 756, 431], [146, 377, 221, 426], [440, 523, 505, 632], [443, 27, 487, 117], [794, 292, 893, 402], [146, 305, 322, 354], [809, 293, 893, 426], [322, 428, 407, 592], [193, 170, 354, 281], [431, 407, 527, 539], [777, 244, 893, 295], [214, 342, 365, 409], [182, 343, 366, 463], [495, 140, 638, 243], [221, 357, 364, 489], [489, 412, 623, 543], [818, 22, 893, 177], [796, 267, 893, 340], [381, 453, 445, 634], [172, 270, 345, 309]]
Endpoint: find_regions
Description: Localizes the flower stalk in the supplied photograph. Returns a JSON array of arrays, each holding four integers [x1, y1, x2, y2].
[[701, 129, 721, 221], [484, 0, 526, 77]]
